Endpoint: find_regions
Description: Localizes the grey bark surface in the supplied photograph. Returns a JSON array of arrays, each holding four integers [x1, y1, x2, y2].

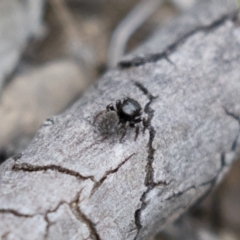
[[1, 0, 240, 240]]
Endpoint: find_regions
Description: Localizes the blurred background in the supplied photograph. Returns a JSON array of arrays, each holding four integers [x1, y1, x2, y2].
[[0, 0, 239, 239]]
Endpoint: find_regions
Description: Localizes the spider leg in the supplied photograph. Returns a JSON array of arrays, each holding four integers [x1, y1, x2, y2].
[[120, 129, 127, 143], [117, 121, 124, 131], [135, 125, 140, 141], [118, 122, 127, 143], [129, 122, 135, 128], [116, 100, 122, 113], [129, 121, 140, 141], [134, 117, 142, 123], [142, 117, 148, 133], [106, 104, 115, 111], [123, 97, 130, 104]]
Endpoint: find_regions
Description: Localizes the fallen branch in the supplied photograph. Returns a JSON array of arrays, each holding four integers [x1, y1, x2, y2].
[[1, 0, 240, 239]]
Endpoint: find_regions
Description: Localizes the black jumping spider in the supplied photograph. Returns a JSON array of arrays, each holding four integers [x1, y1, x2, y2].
[[94, 97, 143, 142]]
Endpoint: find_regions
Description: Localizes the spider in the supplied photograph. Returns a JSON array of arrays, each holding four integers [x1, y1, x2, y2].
[[94, 97, 143, 142]]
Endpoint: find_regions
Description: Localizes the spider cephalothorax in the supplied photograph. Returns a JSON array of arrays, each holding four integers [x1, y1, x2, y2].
[[94, 97, 143, 141]]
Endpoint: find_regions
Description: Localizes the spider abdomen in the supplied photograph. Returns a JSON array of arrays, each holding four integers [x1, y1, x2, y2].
[[94, 97, 143, 141]]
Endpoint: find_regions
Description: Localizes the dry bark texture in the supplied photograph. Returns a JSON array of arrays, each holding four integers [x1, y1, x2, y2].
[[1, 0, 240, 239]]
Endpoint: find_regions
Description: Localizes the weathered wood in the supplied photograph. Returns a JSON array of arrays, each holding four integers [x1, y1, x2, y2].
[[1, 0, 240, 239]]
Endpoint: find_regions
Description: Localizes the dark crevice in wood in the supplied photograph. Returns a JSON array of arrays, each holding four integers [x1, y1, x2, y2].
[[43, 190, 86, 239], [1, 231, 10, 240], [70, 189, 101, 240], [132, 97, 240, 239], [133, 81, 159, 240], [43, 188, 101, 240], [166, 153, 227, 203], [119, 12, 238, 69], [166, 108, 240, 207], [12, 163, 96, 182], [43, 201, 69, 240], [91, 153, 136, 196], [223, 107, 240, 151], [0, 209, 34, 218], [43, 214, 54, 240]]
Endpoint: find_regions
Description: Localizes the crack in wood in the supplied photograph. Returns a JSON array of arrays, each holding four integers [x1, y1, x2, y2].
[[91, 153, 136, 196], [133, 104, 240, 239], [43, 214, 53, 240], [133, 81, 160, 240], [119, 12, 238, 69], [10, 151, 136, 238], [223, 107, 240, 151], [43, 188, 90, 240], [43, 201, 67, 240], [131, 87, 240, 239], [0, 209, 34, 218], [70, 189, 101, 240], [166, 151, 227, 206], [12, 163, 96, 182], [1, 231, 10, 240], [42, 188, 101, 240]]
